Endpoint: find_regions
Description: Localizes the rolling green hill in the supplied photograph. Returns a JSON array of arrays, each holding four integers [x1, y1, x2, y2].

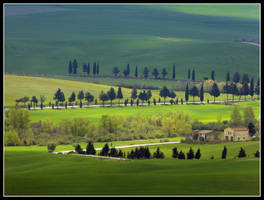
[[4, 4, 259, 81], [4, 141, 260, 195]]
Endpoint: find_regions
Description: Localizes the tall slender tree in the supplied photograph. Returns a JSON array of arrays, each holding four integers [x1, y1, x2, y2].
[[117, 87, 123, 106], [135, 65, 138, 78], [226, 72, 230, 82], [99, 91, 109, 106], [249, 78, 254, 100], [254, 78, 260, 99], [185, 83, 189, 103], [200, 83, 204, 103], [68, 60, 72, 74], [87, 63, 90, 75], [83, 64, 87, 73], [211, 70, 215, 80], [96, 63, 99, 75], [230, 82, 239, 102], [188, 68, 191, 80], [233, 72, 240, 83], [172, 64, 176, 79], [242, 82, 249, 100], [126, 64, 130, 76], [241, 73, 249, 84], [73, 59, 78, 74], [192, 69, 195, 81], [93, 62, 97, 75]]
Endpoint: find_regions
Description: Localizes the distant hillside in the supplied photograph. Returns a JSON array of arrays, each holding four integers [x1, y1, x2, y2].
[[4, 4, 260, 81]]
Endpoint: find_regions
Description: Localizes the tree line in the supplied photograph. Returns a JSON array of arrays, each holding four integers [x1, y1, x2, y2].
[[50, 142, 260, 160], [68, 59, 100, 75]]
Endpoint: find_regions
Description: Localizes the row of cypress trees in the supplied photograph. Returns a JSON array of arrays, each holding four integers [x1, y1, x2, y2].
[[74, 143, 259, 159]]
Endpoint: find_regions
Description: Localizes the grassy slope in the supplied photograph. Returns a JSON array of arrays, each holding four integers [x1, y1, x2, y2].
[[28, 101, 260, 124], [4, 5, 259, 81], [148, 4, 260, 20], [4, 141, 260, 195], [4, 75, 260, 106]]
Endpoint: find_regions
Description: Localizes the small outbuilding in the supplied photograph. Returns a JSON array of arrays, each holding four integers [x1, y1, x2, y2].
[[224, 126, 251, 142], [192, 130, 219, 142]]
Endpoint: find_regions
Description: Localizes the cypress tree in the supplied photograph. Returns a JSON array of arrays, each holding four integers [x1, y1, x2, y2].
[[83, 64, 87, 73], [195, 148, 201, 159], [188, 68, 191, 80], [93, 62, 97, 75], [242, 82, 249, 100], [96, 63, 99, 75], [238, 147, 246, 158], [68, 60, 72, 74], [73, 59, 78, 74], [249, 78, 254, 100], [226, 72, 230, 82], [200, 83, 204, 103], [211, 70, 215, 80], [254, 78, 260, 99], [242, 73, 249, 84], [77, 90, 84, 104], [86, 141, 96, 155], [172, 147, 178, 158], [233, 72, 240, 83], [87, 63, 90, 75], [192, 69, 195, 81], [112, 67, 120, 76], [126, 64, 130, 76], [68, 92, 76, 107], [254, 150, 259, 158], [222, 146, 227, 159], [135, 65, 138, 78], [187, 147, 194, 159], [117, 87, 123, 106], [172, 64, 176, 79], [185, 83, 189, 103]]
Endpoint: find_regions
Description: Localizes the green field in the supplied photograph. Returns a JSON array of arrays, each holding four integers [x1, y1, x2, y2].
[[4, 141, 260, 195], [5, 4, 259, 81], [28, 101, 260, 124], [4, 75, 260, 106]]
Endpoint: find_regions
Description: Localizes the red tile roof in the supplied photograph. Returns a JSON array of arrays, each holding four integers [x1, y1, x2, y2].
[[229, 126, 248, 131]]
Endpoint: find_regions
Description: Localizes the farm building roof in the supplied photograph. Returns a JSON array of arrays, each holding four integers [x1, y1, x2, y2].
[[193, 130, 214, 134], [229, 126, 248, 131]]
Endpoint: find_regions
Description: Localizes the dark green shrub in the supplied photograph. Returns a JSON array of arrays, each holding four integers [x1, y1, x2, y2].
[[47, 143, 56, 153]]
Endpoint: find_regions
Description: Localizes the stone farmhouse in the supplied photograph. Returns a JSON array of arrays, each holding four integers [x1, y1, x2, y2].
[[224, 126, 252, 142], [191, 130, 220, 142]]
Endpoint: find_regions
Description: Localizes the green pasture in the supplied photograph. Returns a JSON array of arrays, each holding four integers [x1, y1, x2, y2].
[[4, 141, 260, 195], [5, 5, 259, 81], [4, 75, 260, 106], [148, 4, 260, 20], [28, 101, 260, 124]]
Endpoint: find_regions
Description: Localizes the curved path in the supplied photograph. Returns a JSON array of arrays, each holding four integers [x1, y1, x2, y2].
[[53, 141, 181, 155]]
